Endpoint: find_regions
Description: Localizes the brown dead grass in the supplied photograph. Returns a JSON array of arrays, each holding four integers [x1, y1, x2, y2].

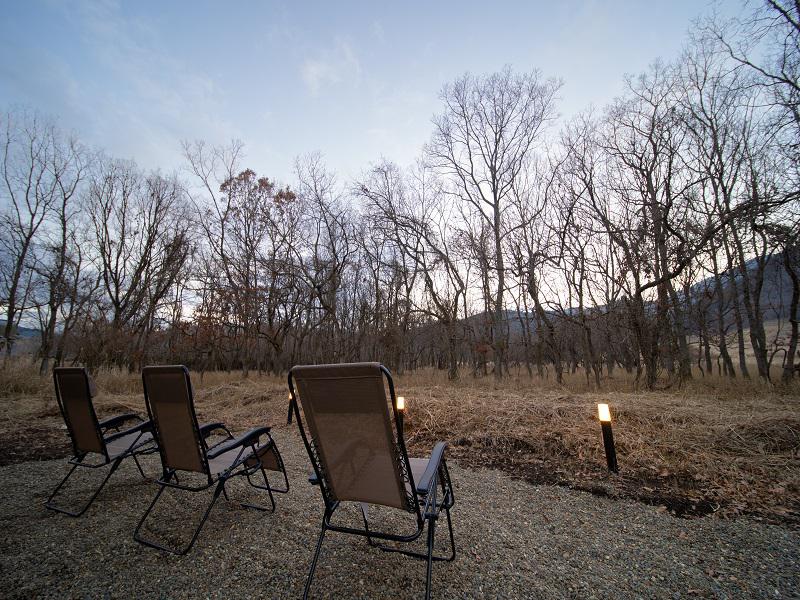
[[1, 361, 797, 525]]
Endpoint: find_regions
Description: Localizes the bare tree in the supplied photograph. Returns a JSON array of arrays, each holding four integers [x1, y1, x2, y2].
[[427, 67, 561, 379], [705, 2, 799, 153], [88, 159, 191, 369], [183, 139, 244, 371], [33, 132, 90, 374], [293, 153, 356, 364], [360, 160, 468, 379], [1, 110, 65, 360], [782, 235, 800, 381]]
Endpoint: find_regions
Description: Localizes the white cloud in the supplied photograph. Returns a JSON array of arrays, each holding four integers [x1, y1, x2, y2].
[[300, 38, 361, 96], [370, 20, 385, 43]]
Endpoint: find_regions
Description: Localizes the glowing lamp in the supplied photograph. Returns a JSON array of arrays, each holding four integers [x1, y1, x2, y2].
[[597, 403, 618, 473], [396, 396, 405, 436]]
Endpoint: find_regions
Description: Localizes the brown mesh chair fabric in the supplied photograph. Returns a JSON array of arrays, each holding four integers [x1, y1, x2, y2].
[[207, 441, 278, 475], [206, 447, 245, 475], [54, 368, 104, 455], [244, 442, 282, 472], [289, 362, 456, 600], [142, 366, 206, 473], [291, 362, 408, 510], [49, 367, 155, 518], [135, 365, 288, 555], [105, 430, 154, 459]]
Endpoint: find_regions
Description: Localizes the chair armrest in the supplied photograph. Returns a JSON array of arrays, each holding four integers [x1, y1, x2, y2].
[[104, 419, 152, 443], [206, 426, 271, 459], [99, 412, 142, 431], [416, 442, 448, 495], [199, 422, 230, 439]]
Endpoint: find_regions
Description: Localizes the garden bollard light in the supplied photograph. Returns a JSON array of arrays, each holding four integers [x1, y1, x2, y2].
[[598, 403, 618, 473], [397, 396, 405, 437]]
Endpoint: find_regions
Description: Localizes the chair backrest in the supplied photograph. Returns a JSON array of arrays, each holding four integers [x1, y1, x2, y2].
[[141, 365, 207, 474], [53, 367, 104, 456], [289, 362, 413, 510]]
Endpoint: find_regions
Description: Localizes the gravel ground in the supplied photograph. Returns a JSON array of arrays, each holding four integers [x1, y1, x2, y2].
[[1, 426, 798, 599]]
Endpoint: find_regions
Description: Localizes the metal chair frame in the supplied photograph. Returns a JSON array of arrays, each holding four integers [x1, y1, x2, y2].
[[46, 368, 156, 517], [134, 366, 289, 556], [288, 364, 456, 600]]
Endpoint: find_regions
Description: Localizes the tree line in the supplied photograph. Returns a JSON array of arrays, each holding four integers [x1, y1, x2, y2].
[[1, 2, 798, 388]]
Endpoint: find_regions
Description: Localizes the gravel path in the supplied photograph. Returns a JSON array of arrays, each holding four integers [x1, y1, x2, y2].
[[1, 426, 798, 599]]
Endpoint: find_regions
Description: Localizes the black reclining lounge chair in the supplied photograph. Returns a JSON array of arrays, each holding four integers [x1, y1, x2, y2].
[[47, 367, 156, 516], [288, 362, 456, 600], [134, 365, 289, 555]]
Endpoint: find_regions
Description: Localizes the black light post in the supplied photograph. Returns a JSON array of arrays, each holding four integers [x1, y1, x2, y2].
[[598, 403, 618, 473]]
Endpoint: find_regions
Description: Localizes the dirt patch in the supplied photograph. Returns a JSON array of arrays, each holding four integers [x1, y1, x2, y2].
[[407, 425, 797, 526], [0, 422, 69, 466], [436, 441, 729, 520]]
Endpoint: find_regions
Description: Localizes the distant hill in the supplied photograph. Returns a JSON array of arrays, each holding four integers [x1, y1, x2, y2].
[[466, 254, 795, 339], [690, 254, 792, 326], [0, 321, 40, 339]]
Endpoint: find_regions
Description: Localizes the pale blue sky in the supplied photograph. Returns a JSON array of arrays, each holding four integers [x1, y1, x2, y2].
[[0, 0, 744, 184]]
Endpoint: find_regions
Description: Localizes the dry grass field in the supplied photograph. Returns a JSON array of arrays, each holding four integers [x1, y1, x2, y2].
[[0, 362, 798, 527]]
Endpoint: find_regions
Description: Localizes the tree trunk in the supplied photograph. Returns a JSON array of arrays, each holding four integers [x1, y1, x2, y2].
[[711, 251, 736, 377], [528, 266, 562, 384], [782, 245, 800, 383]]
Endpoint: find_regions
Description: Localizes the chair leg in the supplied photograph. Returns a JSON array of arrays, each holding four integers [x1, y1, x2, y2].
[[275, 462, 290, 494], [134, 480, 224, 556], [425, 517, 437, 600], [183, 482, 225, 554], [359, 503, 377, 547], [271, 446, 290, 493], [45, 458, 122, 517], [435, 465, 456, 562], [260, 467, 277, 511], [242, 466, 276, 512], [45, 462, 79, 511], [134, 482, 167, 545], [442, 504, 456, 561], [437, 461, 457, 561], [370, 496, 456, 563], [303, 515, 328, 600], [132, 453, 147, 479]]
